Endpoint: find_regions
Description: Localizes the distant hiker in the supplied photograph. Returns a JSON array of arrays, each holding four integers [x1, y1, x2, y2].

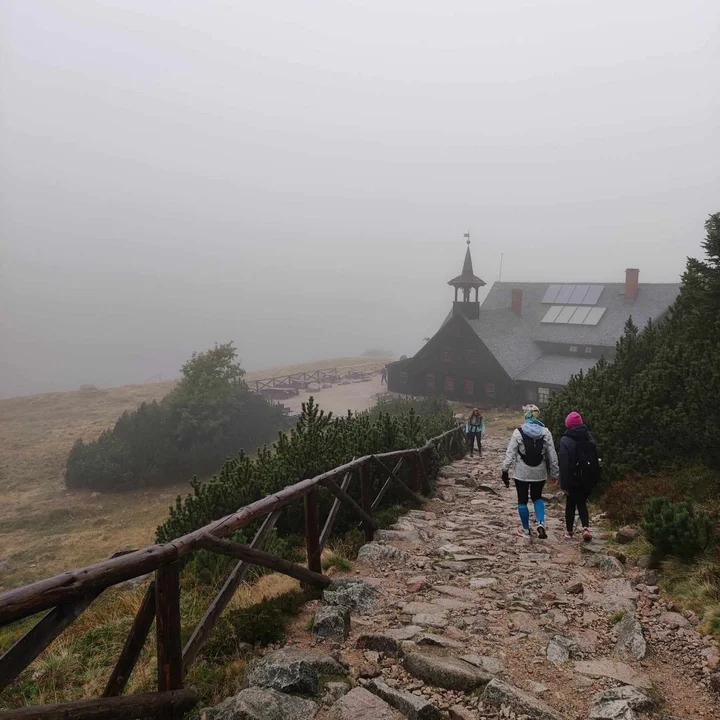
[[466, 408, 485, 458], [559, 411, 601, 542], [500, 404, 559, 539], [380, 366, 387, 385]]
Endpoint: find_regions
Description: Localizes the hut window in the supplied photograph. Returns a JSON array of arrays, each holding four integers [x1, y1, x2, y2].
[[464, 379, 474, 396], [538, 386, 551, 404], [486, 383, 495, 398], [444, 376, 454, 393], [569, 345, 578, 353], [584, 346, 592, 354], [442, 349, 451, 362], [466, 350, 476, 364]]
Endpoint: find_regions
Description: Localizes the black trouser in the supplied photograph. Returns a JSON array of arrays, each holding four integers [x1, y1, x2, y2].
[[514, 479, 545, 504], [565, 487, 590, 532], [467, 432, 482, 455]]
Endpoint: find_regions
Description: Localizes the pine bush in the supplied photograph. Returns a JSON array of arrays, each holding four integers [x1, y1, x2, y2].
[[65, 343, 286, 491], [545, 213, 720, 482], [156, 395, 458, 543], [641, 497, 713, 562]]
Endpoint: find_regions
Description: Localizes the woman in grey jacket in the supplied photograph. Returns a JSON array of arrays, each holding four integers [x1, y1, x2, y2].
[[501, 405, 559, 539]]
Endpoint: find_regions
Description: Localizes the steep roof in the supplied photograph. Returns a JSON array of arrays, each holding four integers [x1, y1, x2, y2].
[[466, 309, 543, 378], [448, 246, 486, 287], [480, 282, 680, 347], [462, 280, 680, 386]]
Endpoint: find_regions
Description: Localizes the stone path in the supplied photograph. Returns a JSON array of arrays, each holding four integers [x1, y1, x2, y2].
[[200, 434, 719, 720]]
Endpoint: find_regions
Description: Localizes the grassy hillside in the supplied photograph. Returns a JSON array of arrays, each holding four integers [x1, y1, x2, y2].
[[0, 357, 387, 591]]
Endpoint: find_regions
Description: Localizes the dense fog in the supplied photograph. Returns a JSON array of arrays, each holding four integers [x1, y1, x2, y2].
[[2, 0, 718, 397]]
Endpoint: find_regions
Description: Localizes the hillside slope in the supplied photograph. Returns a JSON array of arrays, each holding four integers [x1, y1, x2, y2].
[[0, 357, 387, 590]]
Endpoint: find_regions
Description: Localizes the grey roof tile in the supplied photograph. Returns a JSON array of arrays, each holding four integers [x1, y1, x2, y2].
[[464, 280, 679, 382], [516, 355, 599, 386]]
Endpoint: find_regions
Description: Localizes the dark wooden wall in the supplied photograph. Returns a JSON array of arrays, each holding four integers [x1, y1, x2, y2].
[[388, 313, 516, 406]]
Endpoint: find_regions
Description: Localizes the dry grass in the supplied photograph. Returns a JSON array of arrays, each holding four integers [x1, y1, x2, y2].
[[0, 356, 384, 591]]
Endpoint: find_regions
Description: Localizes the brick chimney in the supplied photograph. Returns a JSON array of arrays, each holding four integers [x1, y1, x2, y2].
[[511, 288, 523, 316], [625, 268, 639, 301]]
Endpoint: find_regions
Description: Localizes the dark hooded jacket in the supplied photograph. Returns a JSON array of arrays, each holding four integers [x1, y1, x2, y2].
[[559, 424, 600, 491]]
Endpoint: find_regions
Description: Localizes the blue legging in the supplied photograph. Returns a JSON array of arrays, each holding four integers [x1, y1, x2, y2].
[[514, 479, 546, 529]]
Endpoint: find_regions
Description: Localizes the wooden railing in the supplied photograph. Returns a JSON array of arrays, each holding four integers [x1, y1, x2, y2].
[[247, 362, 385, 393], [0, 425, 466, 719]]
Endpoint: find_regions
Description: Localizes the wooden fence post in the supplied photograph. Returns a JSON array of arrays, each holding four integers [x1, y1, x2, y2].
[[155, 562, 182, 720], [359, 462, 374, 542], [304, 489, 322, 575]]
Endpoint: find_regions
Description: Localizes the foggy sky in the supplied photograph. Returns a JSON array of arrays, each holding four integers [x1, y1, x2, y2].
[[2, 0, 719, 398]]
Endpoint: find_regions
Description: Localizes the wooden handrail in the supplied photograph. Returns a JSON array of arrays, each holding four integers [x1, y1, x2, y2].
[[0, 428, 462, 625], [0, 424, 464, 719]]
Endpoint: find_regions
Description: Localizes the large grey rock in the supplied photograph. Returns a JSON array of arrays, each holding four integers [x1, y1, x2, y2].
[[404, 652, 492, 691], [615, 527, 637, 544], [574, 660, 651, 689], [546, 635, 580, 665], [313, 605, 350, 640], [481, 679, 564, 720], [593, 686, 654, 712], [356, 634, 401, 655], [586, 554, 625, 578], [200, 687, 318, 720], [327, 687, 402, 720], [357, 543, 406, 564], [460, 655, 504, 675], [589, 685, 654, 720], [614, 614, 647, 661], [323, 578, 377, 614], [367, 678, 443, 720], [589, 701, 637, 720], [374, 529, 421, 543], [245, 649, 345, 696]]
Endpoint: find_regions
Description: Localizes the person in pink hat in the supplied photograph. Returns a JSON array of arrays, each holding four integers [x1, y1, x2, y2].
[[558, 411, 602, 541]]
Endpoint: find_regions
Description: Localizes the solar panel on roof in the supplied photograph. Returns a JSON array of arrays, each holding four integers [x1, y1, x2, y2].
[[554, 285, 575, 304], [541, 305, 563, 323], [568, 284, 590, 304], [583, 307, 607, 325], [568, 306, 592, 324], [541, 284, 563, 303], [582, 285, 604, 305], [555, 305, 578, 323]]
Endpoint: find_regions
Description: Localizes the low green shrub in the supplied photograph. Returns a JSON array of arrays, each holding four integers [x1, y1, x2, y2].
[[66, 343, 285, 491], [642, 497, 713, 562], [157, 395, 457, 542]]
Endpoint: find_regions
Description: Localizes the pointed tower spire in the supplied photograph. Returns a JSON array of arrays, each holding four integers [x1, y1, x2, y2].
[[448, 232, 485, 319]]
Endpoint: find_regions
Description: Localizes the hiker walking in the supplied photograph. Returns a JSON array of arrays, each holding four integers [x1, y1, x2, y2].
[[380, 366, 387, 385], [559, 411, 601, 542], [466, 408, 485, 458], [500, 404, 559, 539]]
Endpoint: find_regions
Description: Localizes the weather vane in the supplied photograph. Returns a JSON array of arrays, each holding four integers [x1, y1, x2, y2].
[[464, 231, 470, 246]]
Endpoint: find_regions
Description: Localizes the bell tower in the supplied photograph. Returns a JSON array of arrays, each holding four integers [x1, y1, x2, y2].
[[448, 232, 485, 320]]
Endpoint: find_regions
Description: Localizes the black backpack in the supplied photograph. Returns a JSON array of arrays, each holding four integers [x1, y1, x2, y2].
[[572, 435, 602, 488], [517, 427, 545, 467]]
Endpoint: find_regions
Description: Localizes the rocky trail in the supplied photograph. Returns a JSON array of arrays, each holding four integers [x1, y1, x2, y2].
[[200, 435, 719, 720]]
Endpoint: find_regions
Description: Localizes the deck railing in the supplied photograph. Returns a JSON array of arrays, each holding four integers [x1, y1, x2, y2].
[[0, 425, 466, 719]]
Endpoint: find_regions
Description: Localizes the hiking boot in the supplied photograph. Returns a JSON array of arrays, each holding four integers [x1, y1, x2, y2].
[[563, 531, 574, 540], [582, 527, 592, 542], [537, 524, 547, 539], [517, 527, 531, 538]]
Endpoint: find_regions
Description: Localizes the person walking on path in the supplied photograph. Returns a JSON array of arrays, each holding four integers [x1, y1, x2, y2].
[[559, 411, 601, 542], [501, 404, 559, 539], [380, 366, 387, 385], [466, 408, 485, 457]]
